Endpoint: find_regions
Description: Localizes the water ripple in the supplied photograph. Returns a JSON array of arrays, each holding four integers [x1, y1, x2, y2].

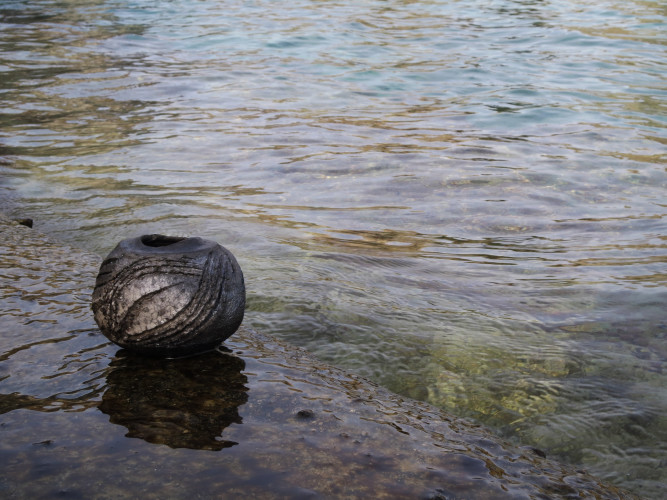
[[1, 0, 665, 496]]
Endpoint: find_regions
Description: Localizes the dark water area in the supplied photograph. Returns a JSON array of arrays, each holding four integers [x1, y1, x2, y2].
[[1, 0, 665, 497]]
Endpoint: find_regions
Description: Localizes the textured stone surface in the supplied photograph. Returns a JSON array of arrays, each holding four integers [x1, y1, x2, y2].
[[91, 234, 245, 356]]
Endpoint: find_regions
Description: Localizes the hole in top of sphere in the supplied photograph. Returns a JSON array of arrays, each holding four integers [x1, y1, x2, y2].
[[141, 234, 186, 247]]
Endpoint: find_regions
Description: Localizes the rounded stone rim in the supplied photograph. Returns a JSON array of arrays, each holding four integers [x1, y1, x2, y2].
[[118, 234, 216, 256]]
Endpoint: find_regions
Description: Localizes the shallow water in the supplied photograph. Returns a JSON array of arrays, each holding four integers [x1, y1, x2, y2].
[[2, 218, 637, 500], [1, 0, 665, 496]]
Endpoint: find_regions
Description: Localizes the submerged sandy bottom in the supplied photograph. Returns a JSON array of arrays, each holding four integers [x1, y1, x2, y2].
[[0, 215, 637, 499]]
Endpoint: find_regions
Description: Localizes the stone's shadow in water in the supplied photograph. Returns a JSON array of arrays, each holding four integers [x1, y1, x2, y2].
[[99, 348, 248, 451]]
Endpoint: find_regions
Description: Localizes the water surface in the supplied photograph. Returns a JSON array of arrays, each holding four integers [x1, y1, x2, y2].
[[1, 216, 637, 499], [1, 0, 665, 497]]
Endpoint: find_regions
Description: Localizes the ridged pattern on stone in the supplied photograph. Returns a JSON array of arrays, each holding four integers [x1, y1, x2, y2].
[[92, 237, 245, 356]]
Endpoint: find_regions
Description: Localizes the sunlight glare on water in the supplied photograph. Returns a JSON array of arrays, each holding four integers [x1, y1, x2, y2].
[[1, 0, 665, 496]]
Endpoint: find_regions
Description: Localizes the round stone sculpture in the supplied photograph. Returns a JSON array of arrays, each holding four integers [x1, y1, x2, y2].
[[92, 234, 245, 357]]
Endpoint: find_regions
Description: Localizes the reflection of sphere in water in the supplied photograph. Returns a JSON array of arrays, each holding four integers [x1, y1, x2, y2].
[[92, 234, 245, 357], [99, 349, 248, 450]]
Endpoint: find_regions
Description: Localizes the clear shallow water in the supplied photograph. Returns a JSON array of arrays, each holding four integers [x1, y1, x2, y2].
[[5, 218, 633, 500], [0, 0, 665, 496]]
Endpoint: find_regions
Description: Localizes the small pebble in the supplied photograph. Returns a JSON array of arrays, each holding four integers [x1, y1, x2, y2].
[[15, 218, 33, 228], [296, 409, 315, 419]]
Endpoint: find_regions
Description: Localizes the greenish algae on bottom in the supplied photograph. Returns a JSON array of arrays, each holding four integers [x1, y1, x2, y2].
[[0, 215, 639, 499]]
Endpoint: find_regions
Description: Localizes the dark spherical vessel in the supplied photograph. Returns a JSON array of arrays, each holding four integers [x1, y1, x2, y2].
[[92, 234, 245, 357]]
